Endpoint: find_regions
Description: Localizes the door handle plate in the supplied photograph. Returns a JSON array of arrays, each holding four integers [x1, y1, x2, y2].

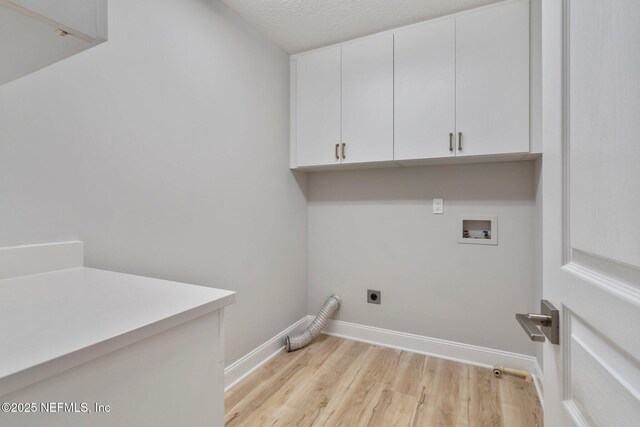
[[516, 299, 559, 344]]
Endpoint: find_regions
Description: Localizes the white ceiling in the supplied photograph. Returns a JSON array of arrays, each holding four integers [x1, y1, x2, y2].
[[220, 0, 504, 54]]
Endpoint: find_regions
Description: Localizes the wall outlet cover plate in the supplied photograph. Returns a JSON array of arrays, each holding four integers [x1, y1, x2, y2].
[[433, 198, 444, 214], [367, 289, 381, 304]]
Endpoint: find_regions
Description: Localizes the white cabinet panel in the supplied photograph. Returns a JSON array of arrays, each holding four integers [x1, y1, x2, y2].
[[455, 0, 529, 156], [296, 46, 342, 167], [342, 33, 394, 164], [395, 19, 456, 160], [0, 4, 91, 85], [6, 0, 99, 39], [2, 311, 224, 427], [0, 0, 106, 86]]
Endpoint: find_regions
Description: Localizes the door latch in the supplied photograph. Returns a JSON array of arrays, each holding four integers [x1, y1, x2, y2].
[[516, 300, 559, 344]]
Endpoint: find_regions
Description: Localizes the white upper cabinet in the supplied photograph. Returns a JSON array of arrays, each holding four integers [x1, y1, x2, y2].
[[295, 46, 342, 167], [455, 0, 530, 156], [0, 0, 107, 86], [394, 19, 456, 160], [290, 0, 532, 169], [341, 33, 394, 164]]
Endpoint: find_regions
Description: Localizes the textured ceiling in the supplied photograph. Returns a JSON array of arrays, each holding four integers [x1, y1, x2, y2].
[[220, 0, 504, 53]]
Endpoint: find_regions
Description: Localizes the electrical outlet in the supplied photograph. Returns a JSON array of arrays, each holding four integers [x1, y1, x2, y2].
[[433, 198, 444, 214], [367, 290, 381, 304]]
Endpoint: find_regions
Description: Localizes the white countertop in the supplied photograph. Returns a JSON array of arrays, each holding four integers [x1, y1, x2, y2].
[[0, 267, 235, 396]]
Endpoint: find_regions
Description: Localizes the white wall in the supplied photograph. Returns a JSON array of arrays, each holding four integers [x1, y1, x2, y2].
[[0, 0, 307, 365], [308, 161, 536, 356]]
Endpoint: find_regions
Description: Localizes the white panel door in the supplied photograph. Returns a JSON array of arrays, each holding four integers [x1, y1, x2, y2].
[[394, 18, 456, 160], [455, 0, 529, 156], [342, 33, 394, 164], [296, 46, 342, 167], [541, 0, 640, 425]]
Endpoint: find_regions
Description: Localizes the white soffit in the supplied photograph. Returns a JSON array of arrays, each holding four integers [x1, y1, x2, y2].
[[220, 0, 504, 53]]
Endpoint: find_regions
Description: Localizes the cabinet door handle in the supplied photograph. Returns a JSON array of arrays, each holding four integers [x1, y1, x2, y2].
[[341, 143, 346, 159], [449, 133, 453, 152], [457, 132, 463, 151], [335, 143, 340, 160]]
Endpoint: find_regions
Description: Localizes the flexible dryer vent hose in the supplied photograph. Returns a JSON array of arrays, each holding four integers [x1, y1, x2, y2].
[[285, 294, 342, 352]]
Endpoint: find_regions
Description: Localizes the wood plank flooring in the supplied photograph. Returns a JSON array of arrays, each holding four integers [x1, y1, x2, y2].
[[225, 335, 542, 426]]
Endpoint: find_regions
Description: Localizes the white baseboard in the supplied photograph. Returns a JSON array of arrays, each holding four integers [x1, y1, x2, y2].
[[225, 315, 544, 406], [322, 317, 543, 400], [532, 358, 544, 408], [224, 316, 311, 392]]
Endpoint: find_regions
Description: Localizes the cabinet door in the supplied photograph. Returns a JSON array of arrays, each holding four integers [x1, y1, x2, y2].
[[455, 0, 529, 156], [342, 33, 394, 164], [395, 19, 456, 160], [296, 46, 342, 167]]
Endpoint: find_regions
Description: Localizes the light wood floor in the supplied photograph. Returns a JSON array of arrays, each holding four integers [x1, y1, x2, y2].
[[225, 335, 542, 426]]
